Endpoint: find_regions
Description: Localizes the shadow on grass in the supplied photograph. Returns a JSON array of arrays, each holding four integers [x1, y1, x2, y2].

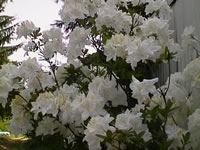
[[0, 135, 67, 150], [0, 137, 29, 150]]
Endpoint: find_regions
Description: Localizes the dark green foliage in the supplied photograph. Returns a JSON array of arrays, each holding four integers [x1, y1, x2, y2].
[[21, 134, 67, 150], [63, 64, 91, 94]]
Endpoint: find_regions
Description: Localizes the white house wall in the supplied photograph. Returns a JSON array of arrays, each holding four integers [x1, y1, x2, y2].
[[158, 0, 200, 84]]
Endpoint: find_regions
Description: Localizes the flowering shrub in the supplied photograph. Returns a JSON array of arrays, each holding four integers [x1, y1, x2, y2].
[[1, 0, 200, 149]]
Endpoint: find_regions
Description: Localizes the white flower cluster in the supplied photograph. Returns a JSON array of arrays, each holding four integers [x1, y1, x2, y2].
[[95, 3, 132, 33], [130, 76, 158, 104], [145, 0, 172, 19], [100, 7, 179, 70], [84, 115, 115, 150], [0, 64, 19, 107], [9, 96, 33, 135], [18, 58, 55, 92], [181, 26, 198, 50], [88, 76, 127, 107], [126, 36, 162, 69], [115, 109, 151, 141], [188, 109, 200, 149], [66, 27, 91, 63], [104, 33, 128, 61], [31, 92, 58, 119], [59, 0, 90, 23], [42, 28, 66, 59], [17, 22, 67, 60]]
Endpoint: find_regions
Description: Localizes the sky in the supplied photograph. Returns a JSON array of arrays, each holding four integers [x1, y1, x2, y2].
[[4, 0, 62, 30], [4, 0, 63, 62]]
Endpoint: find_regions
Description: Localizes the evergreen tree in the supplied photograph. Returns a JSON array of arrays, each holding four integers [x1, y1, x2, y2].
[[0, 0, 21, 66]]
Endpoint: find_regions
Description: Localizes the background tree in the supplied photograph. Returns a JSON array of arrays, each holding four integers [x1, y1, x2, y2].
[[0, 0, 21, 66]]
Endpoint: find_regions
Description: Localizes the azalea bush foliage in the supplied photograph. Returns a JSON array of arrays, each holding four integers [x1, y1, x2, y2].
[[1, 0, 200, 149]]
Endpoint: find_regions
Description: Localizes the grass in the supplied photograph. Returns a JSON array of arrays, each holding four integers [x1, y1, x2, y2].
[[0, 119, 25, 138], [0, 119, 9, 131]]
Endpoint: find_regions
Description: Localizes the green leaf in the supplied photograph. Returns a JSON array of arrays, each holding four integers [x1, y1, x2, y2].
[[96, 134, 107, 140], [91, 26, 98, 35], [106, 130, 113, 139], [183, 132, 191, 144]]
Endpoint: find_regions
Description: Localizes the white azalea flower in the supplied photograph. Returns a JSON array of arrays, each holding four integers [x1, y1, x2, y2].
[[167, 39, 183, 61], [115, 109, 152, 141], [121, 0, 144, 8], [0, 63, 19, 79], [181, 26, 198, 49], [140, 17, 170, 45], [149, 92, 165, 109], [9, 112, 33, 136], [188, 109, 200, 150], [130, 76, 158, 104], [55, 64, 67, 85], [95, 3, 131, 33], [17, 20, 37, 38], [80, 91, 107, 121], [84, 115, 115, 150], [43, 40, 66, 59], [145, 0, 171, 19], [183, 57, 200, 88], [26, 71, 55, 92], [59, 101, 73, 124], [42, 28, 66, 58], [57, 84, 80, 124], [104, 33, 128, 61], [20, 88, 32, 100], [24, 41, 35, 52], [115, 109, 133, 130], [0, 77, 13, 107], [89, 76, 127, 107], [59, 0, 89, 23], [10, 96, 26, 116], [31, 92, 58, 119], [36, 117, 60, 136], [66, 27, 90, 63], [145, 0, 162, 14], [42, 28, 63, 41], [166, 67, 200, 128], [9, 95, 30, 137], [182, 57, 200, 112], [166, 72, 189, 102], [158, 0, 172, 19], [166, 125, 187, 149], [0, 64, 20, 107], [126, 37, 161, 69], [19, 58, 41, 79], [83, 0, 105, 16]]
